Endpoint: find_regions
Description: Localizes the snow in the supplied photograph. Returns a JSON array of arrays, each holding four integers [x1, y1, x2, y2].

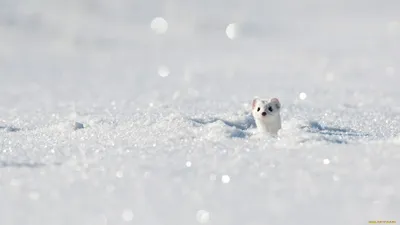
[[1, 0, 400, 224]]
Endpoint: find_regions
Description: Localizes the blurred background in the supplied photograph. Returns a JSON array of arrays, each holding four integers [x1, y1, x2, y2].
[[1, 0, 399, 108]]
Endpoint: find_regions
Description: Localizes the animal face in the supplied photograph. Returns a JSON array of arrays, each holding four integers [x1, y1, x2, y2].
[[252, 98, 281, 119]]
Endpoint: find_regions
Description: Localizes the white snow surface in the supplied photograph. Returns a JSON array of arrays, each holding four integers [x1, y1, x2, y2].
[[1, 0, 400, 224]]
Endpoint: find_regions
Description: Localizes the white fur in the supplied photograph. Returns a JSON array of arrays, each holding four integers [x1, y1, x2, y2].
[[251, 97, 282, 136]]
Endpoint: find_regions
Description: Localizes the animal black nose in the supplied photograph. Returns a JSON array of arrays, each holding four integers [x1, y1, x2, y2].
[[262, 112, 267, 116]]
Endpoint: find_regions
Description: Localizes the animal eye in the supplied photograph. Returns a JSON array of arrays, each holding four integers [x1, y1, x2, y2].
[[268, 106, 273, 112], [257, 107, 260, 112]]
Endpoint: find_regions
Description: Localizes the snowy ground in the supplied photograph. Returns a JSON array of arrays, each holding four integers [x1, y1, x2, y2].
[[1, 0, 400, 224]]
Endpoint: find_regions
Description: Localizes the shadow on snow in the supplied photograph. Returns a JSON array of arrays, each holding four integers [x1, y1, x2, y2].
[[299, 121, 370, 144], [189, 116, 369, 144], [0, 161, 62, 169]]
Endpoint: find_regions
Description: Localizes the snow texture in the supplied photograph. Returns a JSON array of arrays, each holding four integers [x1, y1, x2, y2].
[[1, 0, 400, 224]]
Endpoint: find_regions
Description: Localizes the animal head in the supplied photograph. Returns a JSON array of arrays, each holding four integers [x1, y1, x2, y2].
[[251, 97, 281, 120]]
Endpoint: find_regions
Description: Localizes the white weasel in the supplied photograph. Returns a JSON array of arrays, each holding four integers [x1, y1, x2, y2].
[[251, 97, 282, 135]]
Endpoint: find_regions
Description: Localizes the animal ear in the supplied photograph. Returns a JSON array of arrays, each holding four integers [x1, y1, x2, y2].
[[252, 98, 259, 109], [271, 98, 281, 108]]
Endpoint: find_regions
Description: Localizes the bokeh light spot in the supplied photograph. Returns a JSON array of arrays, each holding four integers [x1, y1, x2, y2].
[[196, 210, 210, 223], [226, 23, 238, 40], [158, 66, 170, 77], [299, 92, 307, 100], [151, 17, 168, 34], [122, 209, 134, 221], [221, 175, 230, 183]]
